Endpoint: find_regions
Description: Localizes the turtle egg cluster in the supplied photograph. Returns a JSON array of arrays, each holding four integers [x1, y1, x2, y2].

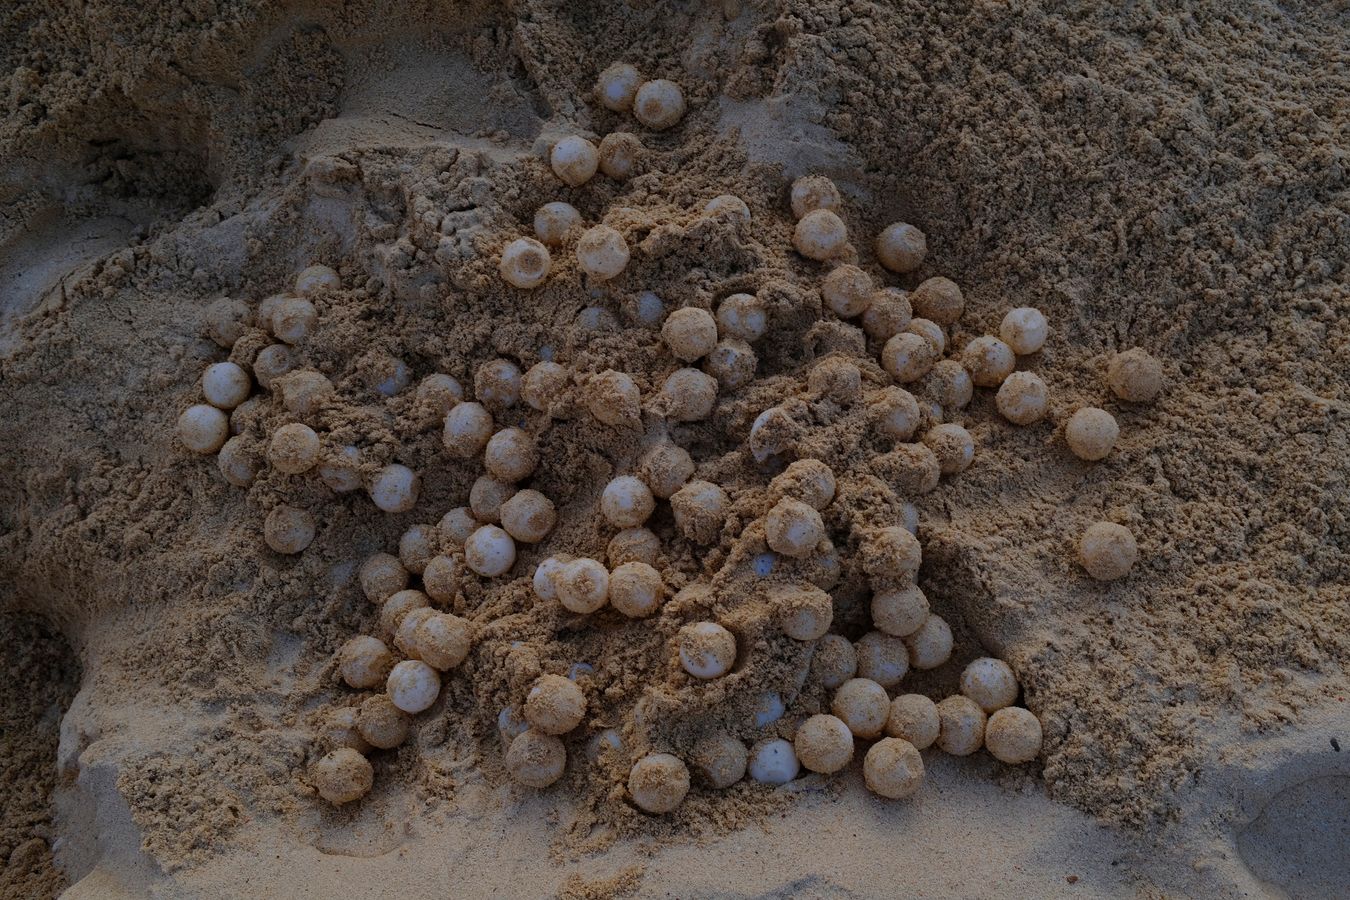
[[174, 85, 1170, 815]]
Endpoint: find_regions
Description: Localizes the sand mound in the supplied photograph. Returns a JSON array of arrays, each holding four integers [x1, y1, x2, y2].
[[1, 1, 1347, 897]]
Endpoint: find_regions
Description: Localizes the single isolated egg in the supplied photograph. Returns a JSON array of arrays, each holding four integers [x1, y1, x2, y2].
[[609, 561, 664, 618], [319, 445, 361, 493], [442, 401, 494, 458], [216, 436, 258, 487], [639, 442, 694, 499], [337, 635, 394, 689], [795, 714, 854, 774], [670, 480, 728, 543], [707, 337, 761, 391], [1106, 348, 1163, 403], [985, 707, 1044, 764], [357, 694, 410, 750], [907, 317, 946, 355], [272, 297, 317, 345], [1078, 521, 1138, 581], [882, 333, 937, 383], [770, 458, 836, 510], [484, 427, 539, 483], [313, 748, 374, 805], [1065, 407, 1119, 461], [439, 507, 477, 547], [810, 358, 863, 405], [789, 175, 842, 219], [632, 79, 686, 130], [532, 556, 566, 601], [556, 557, 610, 613], [398, 524, 438, 575], [469, 475, 513, 524], [475, 359, 522, 409], [369, 464, 420, 513], [252, 344, 296, 390], [393, 607, 436, 660], [703, 194, 750, 222], [464, 524, 516, 577], [923, 423, 975, 475], [855, 631, 910, 689], [962, 336, 1017, 388], [596, 62, 641, 111], [925, 359, 973, 411], [268, 422, 320, 475], [936, 695, 987, 756], [319, 707, 370, 754], [777, 585, 834, 640], [748, 738, 800, 785], [1000, 307, 1049, 355], [264, 505, 314, 554], [601, 475, 656, 528], [506, 729, 567, 788], [576, 225, 630, 281], [201, 362, 251, 410], [278, 369, 335, 418], [598, 132, 642, 180], [678, 621, 736, 680], [521, 361, 570, 415], [422, 554, 465, 605], [812, 634, 857, 690], [862, 287, 913, 340], [960, 657, 1020, 713], [880, 442, 941, 496], [909, 277, 964, 327], [631, 290, 666, 328], [693, 731, 747, 788], [360, 552, 408, 603], [821, 264, 874, 318], [413, 612, 472, 670], [500, 237, 552, 289], [177, 404, 229, 454], [871, 585, 929, 638], [628, 753, 690, 813], [904, 613, 954, 670], [793, 209, 849, 261], [662, 307, 719, 362], [996, 371, 1049, 425], [863, 737, 925, 799], [608, 527, 661, 567], [765, 498, 825, 558], [585, 369, 641, 427], [872, 386, 922, 442], [550, 135, 599, 187], [876, 222, 927, 273], [295, 264, 340, 296], [860, 526, 922, 580], [832, 678, 890, 739], [525, 674, 587, 735], [886, 694, 941, 750], [203, 297, 250, 348], [534, 202, 582, 247], [387, 659, 441, 714], [499, 489, 556, 544]]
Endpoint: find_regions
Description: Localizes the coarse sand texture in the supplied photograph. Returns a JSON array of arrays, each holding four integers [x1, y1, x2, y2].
[[1, 2, 1348, 898]]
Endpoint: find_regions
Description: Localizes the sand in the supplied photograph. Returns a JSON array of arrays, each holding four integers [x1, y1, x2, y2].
[[2, 0, 1348, 897]]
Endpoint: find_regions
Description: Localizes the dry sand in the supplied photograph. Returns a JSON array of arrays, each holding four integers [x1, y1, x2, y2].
[[2, 0, 1348, 897]]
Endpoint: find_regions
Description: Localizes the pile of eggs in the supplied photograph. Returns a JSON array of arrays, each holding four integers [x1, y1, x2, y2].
[[178, 65, 1165, 813]]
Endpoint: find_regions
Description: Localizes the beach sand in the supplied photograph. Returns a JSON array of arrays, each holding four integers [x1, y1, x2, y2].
[[1, 1, 1347, 897]]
